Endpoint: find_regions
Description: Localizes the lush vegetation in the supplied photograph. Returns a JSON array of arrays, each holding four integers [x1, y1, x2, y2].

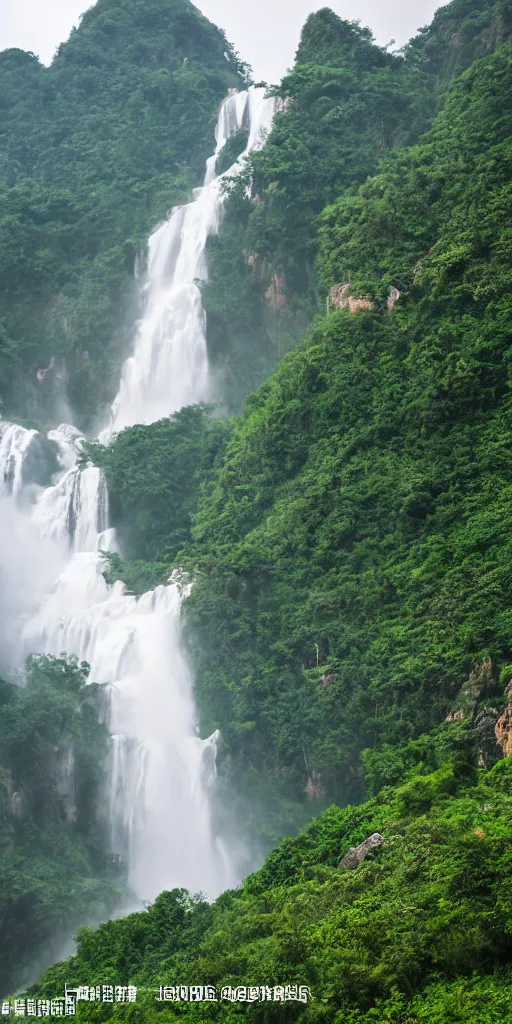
[[0, 656, 126, 993], [86, 405, 228, 567], [22, 751, 512, 1022], [3, 0, 512, 1015], [202, 0, 512, 410], [0, 0, 248, 429], [97, 27, 512, 845]]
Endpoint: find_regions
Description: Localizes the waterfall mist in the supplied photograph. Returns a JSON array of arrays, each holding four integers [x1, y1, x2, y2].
[[0, 87, 279, 903]]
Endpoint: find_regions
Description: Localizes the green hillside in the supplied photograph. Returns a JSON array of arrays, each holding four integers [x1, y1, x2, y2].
[[26, 756, 512, 1022], [0, 0, 247, 428], [97, 15, 512, 847], [2, 0, 512, 1015]]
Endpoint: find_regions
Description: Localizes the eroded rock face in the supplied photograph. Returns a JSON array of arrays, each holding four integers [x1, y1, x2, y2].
[[387, 286, 400, 310], [496, 705, 512, 757], [338, 833, 385, 870], [329, 283, 375, 313], [348, 296, 375, 312], [474, 708, 502, 768], [328, 283, 400, 313], [265, 272, 287, 310], [445, 658, 496, 722], [445, 708, 466, 722]]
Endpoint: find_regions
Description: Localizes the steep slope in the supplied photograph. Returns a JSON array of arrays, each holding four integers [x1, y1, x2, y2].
[[97, 35, 512, 846], [201, 0, 512, 410], [0, 656, 125, 993], [23, 756, 512, 1022], [0, 0, 248, 428], [3, 0, 512, 1012], [184, 39, 512, 839]]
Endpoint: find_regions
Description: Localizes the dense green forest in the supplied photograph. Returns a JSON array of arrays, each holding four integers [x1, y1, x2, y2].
[[93, 3, 512, 847], [201, 0, 512, 407], [0, 0, 247, 428], [0, 656, 126, 993], [25, 754, 512, 1021], [2, 0, 512, 1017]]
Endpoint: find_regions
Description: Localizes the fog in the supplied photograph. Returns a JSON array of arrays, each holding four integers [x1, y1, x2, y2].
[[0, 496, 66, 678], [1, 0, 443, 82]]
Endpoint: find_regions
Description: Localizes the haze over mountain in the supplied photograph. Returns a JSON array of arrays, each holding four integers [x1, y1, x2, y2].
[[1, 0, 512, 1019], [2, 0, 442, 81]]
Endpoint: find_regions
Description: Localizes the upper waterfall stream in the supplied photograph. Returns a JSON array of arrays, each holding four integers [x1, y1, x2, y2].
[[0, 87, 278, 902]]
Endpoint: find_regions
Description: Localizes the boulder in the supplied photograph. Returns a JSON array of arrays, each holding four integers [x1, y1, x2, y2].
[[338, 833, 385, 870]]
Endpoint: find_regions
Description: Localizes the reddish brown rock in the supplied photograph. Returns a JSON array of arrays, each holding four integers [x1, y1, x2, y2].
[[495, 705, 512, 757], [328, 282, 374, 313]]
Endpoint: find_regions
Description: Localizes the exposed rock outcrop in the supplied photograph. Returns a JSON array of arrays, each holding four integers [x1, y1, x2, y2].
[[328, 283, 375, 313], [496, 705, 512, 757], [339, 833, 385, 869], [328, 283, 400, 314], [265, 272, 287, 310], [445, 657, 495, 722], [319, 673, 338, 687], [387, 286, 400, 310], [10, 789, 26, 819], [474, 707, 502, 768]]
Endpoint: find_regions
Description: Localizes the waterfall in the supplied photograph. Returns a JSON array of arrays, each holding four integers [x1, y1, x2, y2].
[[102, 86, 278, 439], [0, 87, 278, 902]]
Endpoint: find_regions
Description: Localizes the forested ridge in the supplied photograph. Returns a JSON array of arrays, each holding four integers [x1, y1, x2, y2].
[[2, 0, 512, 1017], [95, 0, 512, 843], [0, 0, 247, 428]]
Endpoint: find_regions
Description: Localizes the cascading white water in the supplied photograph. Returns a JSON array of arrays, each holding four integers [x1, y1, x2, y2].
[[102, 86, 278, 439], [0, 422, 38, 499], [0, 87, 278, 901]]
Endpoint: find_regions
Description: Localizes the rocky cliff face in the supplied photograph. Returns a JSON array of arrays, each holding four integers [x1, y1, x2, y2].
[[445, 659, 512, 768]]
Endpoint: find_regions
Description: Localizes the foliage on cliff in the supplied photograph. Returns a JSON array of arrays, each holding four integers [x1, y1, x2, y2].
[[26, 755, 512, 1022], [4, 0, 512, 1009], [89, 405, 228, 566], [0, 656, 126, 993], [202, 0, 511, 410], [97, 38, 512, 847], [0, 0, 248, 429]]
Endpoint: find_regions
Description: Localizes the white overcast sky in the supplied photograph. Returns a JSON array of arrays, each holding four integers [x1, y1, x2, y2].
[[1, 0, 443, 83]]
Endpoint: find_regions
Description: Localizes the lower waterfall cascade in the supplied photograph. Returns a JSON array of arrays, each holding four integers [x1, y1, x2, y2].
[[0, 86, 279, 902]]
